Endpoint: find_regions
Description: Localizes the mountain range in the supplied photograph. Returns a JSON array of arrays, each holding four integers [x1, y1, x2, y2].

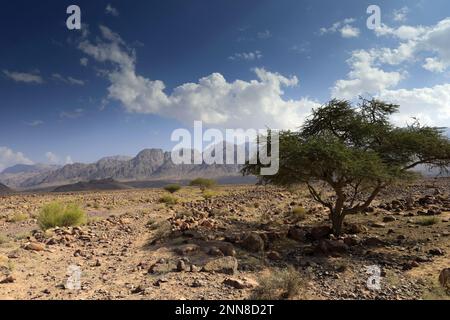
[[0, 147, 246, 190]]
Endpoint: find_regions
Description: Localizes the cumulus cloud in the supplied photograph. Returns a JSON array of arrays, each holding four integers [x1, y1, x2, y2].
[[3, 70, 43, 84], [340, 25, 360, 38], [332, 50, 404, 99], [78, 26, 319, 129], [0, 147, 33, 172], [378, 84, 450, 127], [228, 51, 262, 61], [373, 18, 450, 72], [45, 152, 60, 164], [320, 18, 360, 38]]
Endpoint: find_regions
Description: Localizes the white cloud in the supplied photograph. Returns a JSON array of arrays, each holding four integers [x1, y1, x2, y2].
[[105, 4, 119, 17], [340, 25, 360, 38], [80, 57, 89, 66], [0, 147, 33, 172], [332, 50, 404, 99], [378, 84, 450, 127], [228, 51, 262, 61], [393, 7, 409, 22], [320, 18, 360, 38], [3, 70, 43, 84], [373, 18, 450, 73], [52, 73, 85, 86], [45, 152, 59, 164], [65, 156, 74, 165], [79, 26, 320, 129], [423, 57, 446, 73]]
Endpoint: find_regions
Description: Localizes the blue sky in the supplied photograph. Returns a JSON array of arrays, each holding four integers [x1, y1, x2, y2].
[[1, 0, 450, 170]]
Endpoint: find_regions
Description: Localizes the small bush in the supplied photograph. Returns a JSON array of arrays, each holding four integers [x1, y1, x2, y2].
[[416, 217, 439, 226], [0, 234, 9, 245], [148, 220, 172, 244], [291, 207, 307, 221], [7, 212, 28, 223], [252, 267, 304, 300], [159, 195, 179, 205], [164, 184, 182, 194], [202, 190, 217, 200], [189, 178, 216, 190], [38, 202, 87, 230]]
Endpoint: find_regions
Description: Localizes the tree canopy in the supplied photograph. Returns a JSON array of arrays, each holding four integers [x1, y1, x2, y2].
[[243, 98, 450, 235]]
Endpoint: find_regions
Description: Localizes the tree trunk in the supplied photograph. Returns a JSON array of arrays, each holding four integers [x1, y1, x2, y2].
[[330, 210, 345, 236]]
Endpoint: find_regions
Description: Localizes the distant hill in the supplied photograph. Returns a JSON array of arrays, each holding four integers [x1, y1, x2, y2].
[[52, 178, 133, 192], [0, 164, 62, 189], [15, 145, 247, 189], [0, 182, 14, 195], [1, 163, 61, 175]]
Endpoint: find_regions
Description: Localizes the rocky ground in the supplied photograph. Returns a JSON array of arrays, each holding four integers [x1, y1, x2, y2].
[[0, 179, 449, 300]]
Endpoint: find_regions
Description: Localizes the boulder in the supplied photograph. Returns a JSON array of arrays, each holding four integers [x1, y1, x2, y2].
[[202, 256, 238, 275], [310, 226, 332, 240], [241, 233, 264, 252]]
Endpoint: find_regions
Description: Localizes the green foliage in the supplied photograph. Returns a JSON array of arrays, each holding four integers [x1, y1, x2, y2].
[[252, 267, 304, 300], [7, 212, 28, 223], [38, 202, 87, 230], [291, 207, 307, 221], [189, 178, 217, 190], [243, 98, 450, 235], [202, 190, 217, 200], [159, 195, 179, 205], [0, 234, 9, 245], [416, 217, 439, 226], [164, 184, 182, 194]]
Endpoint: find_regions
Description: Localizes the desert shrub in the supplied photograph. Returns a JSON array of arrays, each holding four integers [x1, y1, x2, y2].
[[159, 195, 179, 205], [202, 190, 217, 200], [189, 178, 216, 190], [291, 206, 307, 221], [164, 184, 182, 194], [416, 217, 439, 226], [38, 202, 87, 230], [7, 212, 28, 223], [0, 234, 9, 245], [252, 266, 304, 300], [148, 220, 172, 244]]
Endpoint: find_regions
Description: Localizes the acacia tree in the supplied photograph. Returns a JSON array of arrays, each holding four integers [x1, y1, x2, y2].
[[243, 98, 450, 235]]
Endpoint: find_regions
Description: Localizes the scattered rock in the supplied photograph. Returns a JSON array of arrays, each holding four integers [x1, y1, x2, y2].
[[316, 240, 348, 255], [241, 233, 264, 252], [267, 251, 282, 261], [370, 222, 386, 228], [24, 242, 45, 252], [223, 277, 256, 289], [0, 275, 15, 284], [363, 237, 385, 247], [174, 244, 199, 255], [346, 223, 367, 234], [383, 216, 397, 222], [310, 226, 332, 240], [428, 248, 445, 256], [288, 227, 305, 241], [202, 256, 238, 275], [149, 261, 177, 274]]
